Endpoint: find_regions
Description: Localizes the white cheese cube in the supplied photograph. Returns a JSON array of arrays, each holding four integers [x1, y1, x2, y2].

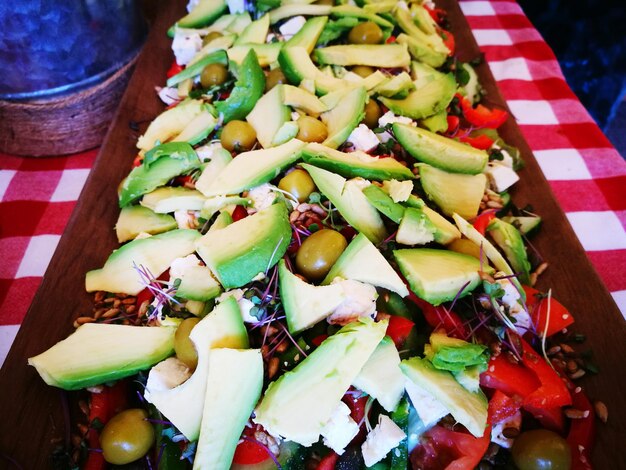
[[347, 124, 380, 152], [491, 411, 522, 449], [485, 162, 520, 192], [405, 379, 448, 428], [378, 110, 415, 128], [361, 415, 406, 467], [172, 31, 203, 66], [279, 16, 307, 40], [320, 402, 360, 455], [216, 289, 258, 323]]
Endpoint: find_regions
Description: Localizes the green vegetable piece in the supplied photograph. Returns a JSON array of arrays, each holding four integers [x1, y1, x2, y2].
[[487, 218, 532, 285], [167, 50, 228, 87], [171, 0, 226, 31], [390, 398, 410, 470], [286, 16, 328, 53], [427, 332, 489, 373], [114, 206, 177, 243]]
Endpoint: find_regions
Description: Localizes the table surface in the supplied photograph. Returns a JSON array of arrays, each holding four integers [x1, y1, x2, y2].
[[1, 0, 625, 367]]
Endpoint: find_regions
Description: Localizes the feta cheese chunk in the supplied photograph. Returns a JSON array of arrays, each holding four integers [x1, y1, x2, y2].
[[227, 0, 246, 14], [321, 402, 360, 455], [405, 379, 448, 428], [491, 144, 515, 168], [279, 16, 307, 40], [378, 110, 415, 128], [145, 357, 192, 400], [174, 210, 198, 230], [361, 415, 406, 467], [491, 411, 522, 449], [347, 124, 380, 152], [485, 162, 520, 192], [172, 30, 202, 66], [196, 141, 224, 161], [186, 0, 199, 13], [383, 179, 413, 203], [170, 254, 201, 280], [157, 86, 180, 105], [494, 272, 531, 334], [247, 183, 278, 212], [216, 289, 258, 323], [327, 278, 377, 325]]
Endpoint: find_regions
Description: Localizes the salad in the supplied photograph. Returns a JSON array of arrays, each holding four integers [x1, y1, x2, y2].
[[27, 0, 603, 469]]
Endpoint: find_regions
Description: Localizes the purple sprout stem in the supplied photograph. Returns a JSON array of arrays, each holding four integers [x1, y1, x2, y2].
[[278, 322, 307, 358]]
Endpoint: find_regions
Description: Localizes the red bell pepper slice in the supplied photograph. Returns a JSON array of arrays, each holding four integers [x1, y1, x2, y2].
[[480, 354, 541, 398], [317, 451, 339, 470], [386, 315, 415, 348], [232, 436, 270, 465], [440, 29, 455, 56], [312, 334, 328, 347], [166, 61, 184, 78], [459, 134, 495, 150], [458, 95, 508, 129], [386, 35, 397, 44], [564, 377, 595, 470], [407, 294, 468, 339], [446, 115, 460, 135], [472, 211, 497, 236], [487, 390, 522, 425], [424, 6, 447, 25], [523, 286, 575, 337]]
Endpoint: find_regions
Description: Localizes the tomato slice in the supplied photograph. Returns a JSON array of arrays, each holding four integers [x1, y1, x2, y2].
[[523, 286, 574, 337], [232, 437, 270, 465], [440, 29, 455, 56], [459, 134, 495, 150], [232, 205, 248, 221], [409, 425, 491, 470], [386, 315, 415, 348], [480, 354, 541, 398], [317, 451, 339, 470], [487, 390, 522, 425], [407, 294, 468, 339], [446, 115, 460, 135], [166, 60, 184, 78]]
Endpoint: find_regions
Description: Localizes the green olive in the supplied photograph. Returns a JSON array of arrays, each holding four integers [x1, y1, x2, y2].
[[174, 317, 200, 369], [362, 98, 382, 128], [100, 409, 154, 465], [348, 21, 384, 45], [296, 116, 328, 143], [200, 63, 228, 88], [202, 31, 223, 46], [278, 169, 316, 203], [265, 68, 287, 91], [351, 65, 375, 78], [295, 229, 348, 281], [512, 429, 572, 470], [220, 120, 257, 152]]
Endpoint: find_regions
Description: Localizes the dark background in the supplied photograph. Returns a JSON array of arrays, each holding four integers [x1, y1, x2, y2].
[[517, 0, 626, 156]]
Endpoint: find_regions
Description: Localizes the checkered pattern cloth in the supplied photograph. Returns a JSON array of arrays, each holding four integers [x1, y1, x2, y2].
[[1, 0, 625, 365]]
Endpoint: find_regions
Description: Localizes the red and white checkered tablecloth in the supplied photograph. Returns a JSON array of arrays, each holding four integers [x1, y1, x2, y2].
[[1, 0, 625, 365]]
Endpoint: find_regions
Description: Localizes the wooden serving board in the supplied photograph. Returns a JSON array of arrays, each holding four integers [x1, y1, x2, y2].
[[0, 1, 624, 468]]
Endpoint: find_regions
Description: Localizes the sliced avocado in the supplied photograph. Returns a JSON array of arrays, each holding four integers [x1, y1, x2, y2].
[[246, 85, 291, 148], [410, 3, 438, 35], [209, 210, 233, 232], [254, 318, 387, 446], [195, 203, 291, 288], [352, 336, 405, 412], [419, 164, 486, 219], [331, 5, 394, 29], [115, 206, 177, 243], [393, 248, 490, 305], [401, 357, 488, 437], [285, 16, 328, 53], [394, 123, 488, 174], [278, 259, 346, 334], [322, 232, 409, 298], [137, 99, 205, 152], [396, 33, 446, 68], [461, 62, 482, 104], [234, 13, 270, 45], [86, 229, 200, 295], [201, 139, 305, 196], [279, 46, 348, 95], [194, 349, 264, 470], [226, 12, 253, 34], [320, 86, 367, 149], [146, 297, 248, 441], [171, 109, 217, 146], [200, 195, 251, 220], [502, 215, 542, 237], [314, 44, 411, 68], [195, 146, 233, 196], [420, 110, 448, 133], [140, 187, 206, 214], [396, 206, 436, 246], [172, 0, 227, 31], [362, 184, 406, 224], [374, 71, 415, 99], [269, 4, 332, 23], [427, 332, 489, 373], [188, 34, 236, 67], [302, 164, 387, 244], [167, 50, 229, 87], [120, 143, 201, 207], [452, 214, 525, 301], [28, 324, 175, 390], [272, 121, 300, 146], [453, 365, 483, 393], [487, 218, 532, 285], [283, 85, 328, 115], [303, 143, 414, 181], [173, 263, 222, 302], [227, 43, 283, 67], [216, 49, 265, 123], [421, 206, 461, 245], [379, 73, 456, 120], [393, 7, 448, 56]]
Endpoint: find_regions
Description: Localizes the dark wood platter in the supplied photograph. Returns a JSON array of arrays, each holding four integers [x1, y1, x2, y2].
[[1, 1, 624, 468]]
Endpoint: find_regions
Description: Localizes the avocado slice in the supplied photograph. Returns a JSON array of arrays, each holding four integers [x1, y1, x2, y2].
[[393, 7, 448, 56], [227, 43, 283, 67], [374, 71, 415, 99], [501, 215, 542, 237], [254, 318, 387, 446], [285, 16, 328, 53], [171, 0, 227, 31], [331, 5, 394, 29], [171, 109, 217, 146], [421, 206, 461, 245], [352, 336, 405, 412], [269, 4, 332, 23], [279, 259, 346, 334], [195, 203, 291, 288], [115, 206, 177, 243], [216, 49, 265, 123], [302, 143, 414, 181], [246, 85, 291, 149], [201, 138, 305, 197], [322, 232, 409, 298], [208, 210, 233, 232], [380, 72, 456, 120], [283, 85, 328, 115], [487, 218, 532, 285], [396, 33, 447, 68], [167, 50, 228, 87], [362, 184, 406, 224], [396, 206, 437, 246], [194, 146, 233, 196], [194, 349, 264, 470], [419, 164, 487, 220], [394, 123, 488, 174], [400, 357, 488, 438], [234, 13, 270, 45], [320, 86, 367, 149], [140, 187, 206, 214], [314, 44, 411, 68], [394, 248, 491, 305], [420, 110, 448, 133], [302, 164, 387, 244], [28, 324, 175, 390], [86, 229, 200, 295], [200, 195, 251, 220], [173, 262, 222, 302], [137, 99, 205, 152], [146, 297, 248, 441]]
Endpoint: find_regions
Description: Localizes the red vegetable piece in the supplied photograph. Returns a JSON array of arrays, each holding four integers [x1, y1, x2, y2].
[[342, 390, 369, 444], [132, 155, 143, 168], [459, 134, 494, 150], [386, 35, 397, 44], [523, 286, 575, 337], [446, 115, 460, 134], [480, 354, 541, 398], [312, 334, 329, 347], [317, 451, 339, 470], [564, 375, 595, 470], [173, 174, 194, 186], [386, 315, 415, 348], [458, 95, 508, 129], [166, 61, 184, 78], [424, 6, 446, 24], [407, 294, 468, 339], [232, 205, 248, 221], [232, 438, 270, 465], [472, 211, 497, 236], [487, 390, 522, 425], [440, 29, 455, 56]]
